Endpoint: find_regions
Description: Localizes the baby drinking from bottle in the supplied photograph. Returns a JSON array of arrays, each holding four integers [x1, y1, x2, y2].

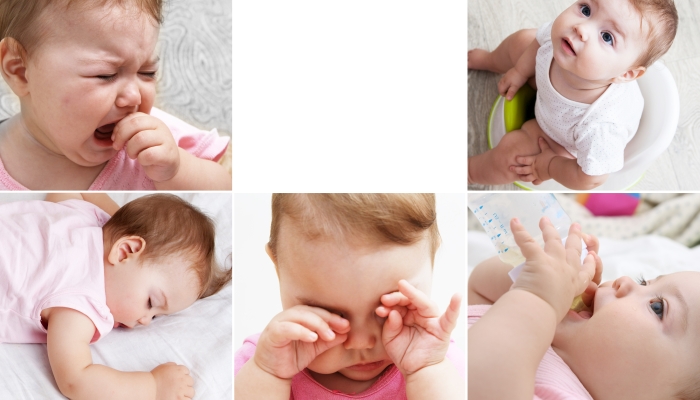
[[469, 216, 700, 399]]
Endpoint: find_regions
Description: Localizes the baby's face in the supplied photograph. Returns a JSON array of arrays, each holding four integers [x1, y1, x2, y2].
[[551, 0, 649, 82], [104, 256, 200, 329], [22, 3, 159, 166], [553, 272, 700, 399], [274, 220, 433, 383]]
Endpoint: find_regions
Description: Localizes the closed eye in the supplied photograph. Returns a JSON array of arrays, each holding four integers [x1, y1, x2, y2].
[[139, 71, 157, 78], [97, 74, 117, 82]]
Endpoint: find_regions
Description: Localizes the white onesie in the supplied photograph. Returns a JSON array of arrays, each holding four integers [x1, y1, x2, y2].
[[534, 21, 644, 176]]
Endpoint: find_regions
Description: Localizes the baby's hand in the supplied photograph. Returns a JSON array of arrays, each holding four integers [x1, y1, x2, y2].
[[151, 362, 194, 400], [510, 217, 597, 322], [254, 305, 350, 380], [376, 280, 461, 377], [511, 137, 556, 184], [498, 67, 528, 100], [112, 112, 180, 183]]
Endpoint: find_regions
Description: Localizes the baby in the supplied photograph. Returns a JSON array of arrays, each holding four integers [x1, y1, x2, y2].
[[469, 217, 700, 399], [234, 194, 464, 399], [0, 193, 232, 400], [468, 0, 678, 190], [0, 0, 232, 190]]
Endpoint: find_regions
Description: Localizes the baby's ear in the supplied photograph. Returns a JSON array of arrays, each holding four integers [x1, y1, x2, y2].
[[265, 243, 280, 276], [612, 66, 646, 83], [0, 38, 29, 97], [108, 236, 146, 265]]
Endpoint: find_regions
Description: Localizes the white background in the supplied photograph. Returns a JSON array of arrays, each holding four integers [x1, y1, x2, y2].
[[234, 194, 466, 354], [232, 0, 468, 192]]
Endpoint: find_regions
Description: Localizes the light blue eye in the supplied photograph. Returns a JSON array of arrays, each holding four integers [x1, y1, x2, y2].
[[602, 32, 614, 45], [650, 299, 664, 319], [581, 5, 591, 17]]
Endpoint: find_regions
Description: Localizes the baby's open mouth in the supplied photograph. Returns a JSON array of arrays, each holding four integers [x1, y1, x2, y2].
[[94, 123, 116, 142], [562, 38, 576, 55]]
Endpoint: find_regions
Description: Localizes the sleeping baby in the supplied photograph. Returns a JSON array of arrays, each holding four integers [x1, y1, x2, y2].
[[234, 194, 464, 399], [469, 217, 700, 399], [468, 0, 678, 190], [0, 193, 231, 400]]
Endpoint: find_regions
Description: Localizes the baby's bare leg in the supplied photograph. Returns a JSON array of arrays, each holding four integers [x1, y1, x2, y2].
[[468, 29, 537, 74], [468, 127, 541, 185]]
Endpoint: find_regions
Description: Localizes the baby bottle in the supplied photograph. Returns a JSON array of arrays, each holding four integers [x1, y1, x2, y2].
[[468, 193, 588, 312]]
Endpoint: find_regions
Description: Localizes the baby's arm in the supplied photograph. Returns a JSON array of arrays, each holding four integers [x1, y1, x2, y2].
[[45, 193, 120, 216], [513, 138, 608, 190], [47, 308, 194, 400], [498, 38, 540, 100], [469, 218, 595, 399], [46, 308, 157, 400], [468, 256, 516, 305]]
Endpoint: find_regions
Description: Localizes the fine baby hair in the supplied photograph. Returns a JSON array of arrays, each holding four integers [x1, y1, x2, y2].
[[103, 194, 231, 298], [268, 193, 441, 262], [0, 0, 163, 56], [628, 0, 678, 67]]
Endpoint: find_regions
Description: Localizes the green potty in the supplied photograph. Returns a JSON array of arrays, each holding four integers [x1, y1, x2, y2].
[[487, 85, 536, 150]]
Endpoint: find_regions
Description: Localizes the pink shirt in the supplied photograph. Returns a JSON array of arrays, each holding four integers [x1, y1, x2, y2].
[[468, 305, 593, 400], [0, 199, 113, 344], [234, 333, 465, 399], [0, 108, 230, 190]]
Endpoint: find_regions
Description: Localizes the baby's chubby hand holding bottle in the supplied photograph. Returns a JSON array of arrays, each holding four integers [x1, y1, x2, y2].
[[468, 193, 588, 312]]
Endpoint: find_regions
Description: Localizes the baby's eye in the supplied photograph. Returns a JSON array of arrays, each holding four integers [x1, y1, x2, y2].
[[636, 275, 648, 286], [650, 297, 665, 320], [601, 32, 614, 45], [139, 71, 157, 79], [580, 4, 591, 17], [97, 74, 117, 82], [148, 298, 153, 309]]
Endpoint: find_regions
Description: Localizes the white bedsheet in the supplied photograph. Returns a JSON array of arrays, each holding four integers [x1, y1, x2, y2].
[[0, 193, 232, 399], [469, 231, 700, 285]]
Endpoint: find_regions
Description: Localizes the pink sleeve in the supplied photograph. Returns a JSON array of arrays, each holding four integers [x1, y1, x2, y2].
[[57, 199, 111, 227], [150, 107, 230, 162], [234, 333, 261, 376]]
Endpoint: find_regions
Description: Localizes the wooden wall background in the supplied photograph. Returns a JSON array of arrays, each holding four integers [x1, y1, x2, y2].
[[468, 0, 700, 190], [0, 0, 232, 136]]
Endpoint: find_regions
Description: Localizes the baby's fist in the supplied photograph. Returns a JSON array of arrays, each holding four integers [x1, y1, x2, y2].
[[112, 113, 180, 183], [151, 362, 195, 400]]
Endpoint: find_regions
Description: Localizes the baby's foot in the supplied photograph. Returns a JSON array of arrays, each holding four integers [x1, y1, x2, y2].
[[468, 49, 493, 71]]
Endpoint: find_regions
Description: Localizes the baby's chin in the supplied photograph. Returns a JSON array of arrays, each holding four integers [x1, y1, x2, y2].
[[308, 358, 394, 382]]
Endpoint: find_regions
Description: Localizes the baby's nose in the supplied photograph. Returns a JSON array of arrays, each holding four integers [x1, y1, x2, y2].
[[613, 276, 636, 297], [343, 327, 376, 350], [574, 24, 589, 41], [138, 315, 154, 326]]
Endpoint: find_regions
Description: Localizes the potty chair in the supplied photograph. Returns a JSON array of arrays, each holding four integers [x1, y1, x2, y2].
[[487, 61, 680, 191]]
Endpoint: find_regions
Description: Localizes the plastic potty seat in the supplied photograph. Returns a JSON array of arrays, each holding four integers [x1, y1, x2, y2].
[[486, 61, 679, 191]]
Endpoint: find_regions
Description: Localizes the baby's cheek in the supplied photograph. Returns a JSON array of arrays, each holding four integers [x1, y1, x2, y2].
[[307, 345, 347, 374]]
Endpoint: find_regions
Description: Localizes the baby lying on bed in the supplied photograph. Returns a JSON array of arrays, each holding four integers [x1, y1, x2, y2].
[[468, 217, 700, 399], [468, 0, 678, 190], [234, 194, 464, 399], [0, 193, 231, 400]]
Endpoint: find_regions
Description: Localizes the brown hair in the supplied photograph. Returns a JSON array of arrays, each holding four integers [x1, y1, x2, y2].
[[102, 194, 231, 299], [0, 0, 163, 59], [629, 0, 678, 68], [268, 194, 441, 264]]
